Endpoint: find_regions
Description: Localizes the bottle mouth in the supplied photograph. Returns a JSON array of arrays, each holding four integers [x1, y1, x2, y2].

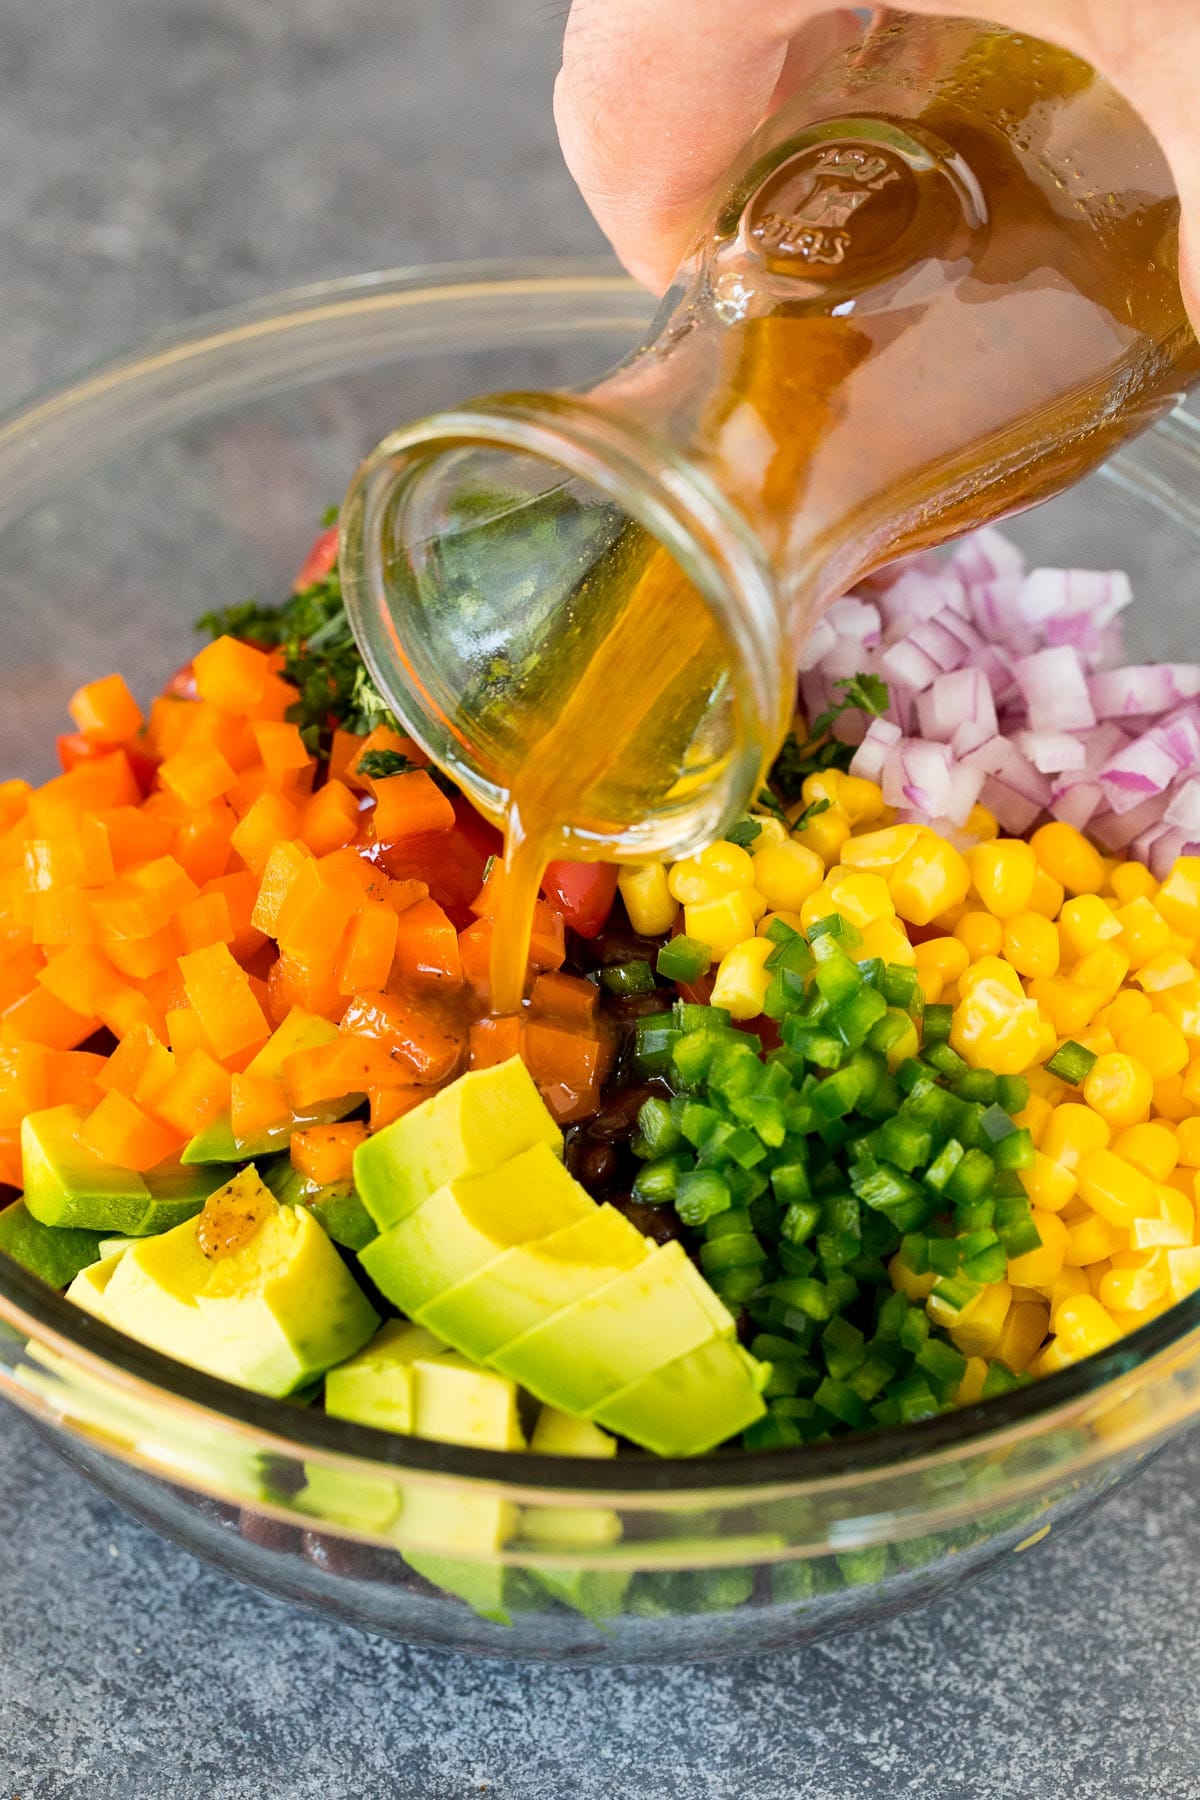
[[338, 392, 789, 861]]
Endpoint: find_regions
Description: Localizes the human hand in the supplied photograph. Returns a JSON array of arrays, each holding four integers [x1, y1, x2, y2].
[[553, 1, 1200, 328]]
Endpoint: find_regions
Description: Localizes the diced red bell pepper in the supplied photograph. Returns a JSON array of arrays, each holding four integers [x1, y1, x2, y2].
[[367, 828, 490, 929], [294, 525, 339, 592], [542, 860, 618, 939]]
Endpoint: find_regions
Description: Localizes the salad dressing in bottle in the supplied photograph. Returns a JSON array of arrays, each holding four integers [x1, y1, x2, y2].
[[339, 14, 1200, 1013]]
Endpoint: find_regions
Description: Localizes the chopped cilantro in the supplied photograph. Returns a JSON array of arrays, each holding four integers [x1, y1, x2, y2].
[[356, 749, 418, 780], [726, 817, 763, 848], [767, 674, 891, 804]]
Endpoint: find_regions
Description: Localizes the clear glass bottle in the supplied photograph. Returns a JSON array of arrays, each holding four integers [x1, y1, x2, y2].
[[340, 14, 1200, 873]]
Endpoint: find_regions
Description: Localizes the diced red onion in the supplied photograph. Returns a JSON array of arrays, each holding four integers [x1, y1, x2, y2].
[[1164, 779, 1200, 833], [848, 716, 902, 784], [948, 526, 1026, 588], [1013, 646, 1096, 733], [881, 738, 955, 818], [1089, 664, 1200, 719], [1013, 731, 1087, 775]]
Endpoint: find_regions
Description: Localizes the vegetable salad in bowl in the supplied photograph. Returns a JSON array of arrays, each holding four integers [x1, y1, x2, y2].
[[6, 506, 1200, 1484]]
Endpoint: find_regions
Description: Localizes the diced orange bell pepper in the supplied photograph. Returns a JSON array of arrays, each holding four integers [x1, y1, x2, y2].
[[274, 863, 363, 970], [88, 878, 170, 942], [68, 673, 144, 744], [201, 872, 266, 962], [23, 817, 115, 893], [457, 917, 494, 995], [158, 742, 240, 808], [529, 901, 567, 971], [469, 1015, 525, 1070], [1, 985, 99, 1052], [176, 890, 235, 954], [192, 635, 271, 714], [36, 943, 123, 1017], [98, 1024, 161, 1099], [230, 1072, 291, 1143], [335, 902, 400, 996], [152, 1048, 232, 1138], [46, 1050, 108, 1111], [393, 896, 462, 985], [370, 770, 455, 841], [98, 807, 176, 869], [146, 695, 197, 761], [103, 926, 181, 982], [0, 781, 31, 833], [329, 729, 367, 787], [281, 1035, 401, 1111], [267, 954, 345, 1026], [80, 1090, 181, 1171], [226, 766, 271, 820], [173, 799, 237, 884], [368, 1085, 428, 1130], [529, 970, 600, 1025], [230, 791, 303, 877], [251, 840, 312, 936], [290, 1121, 367, 1187], [0, 1043, 53, 1128], [165, 1007, 213, 1060], [251, 720, 311, 782], [340, 989, 466, 1085], [523, 1017, 615, 1123], [0, 937, 44, 1012], [28, 886, 94, 948], [300, 780, 361, 856], [178, 942, 270, 1064], [127, 854, 198, 913], [28, 752, 140, 827], [131, 1043, 179, 1117]]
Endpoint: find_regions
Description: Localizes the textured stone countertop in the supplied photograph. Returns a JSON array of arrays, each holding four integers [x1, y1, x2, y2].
[[2, 4, 1200, 1795]]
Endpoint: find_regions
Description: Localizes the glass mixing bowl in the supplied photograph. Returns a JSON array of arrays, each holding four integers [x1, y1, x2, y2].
[[3, 261, 1200, 1664]]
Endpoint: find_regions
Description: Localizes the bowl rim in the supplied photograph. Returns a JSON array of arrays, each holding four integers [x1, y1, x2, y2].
[[4, 256, 1200, 1497]]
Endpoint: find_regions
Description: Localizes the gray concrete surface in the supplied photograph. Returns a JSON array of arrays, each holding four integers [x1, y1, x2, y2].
[[1, 2, 1200, 1795]]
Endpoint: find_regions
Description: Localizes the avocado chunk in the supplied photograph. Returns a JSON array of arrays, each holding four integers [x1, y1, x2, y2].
[[22, 1105, 236, 1234], [324, 1319, 446, 1434], [260, 1156, 378, 1252], [354, 1056, 561, 1231], [417, 1203, 651, 1361], [490, 1240, 735, 1415], [401, 1554, 516, 1625], [295, 1463, 402, 1533], [591, 1337, 768, 1455], [67, 1168, 379, 1397], [181, 1009, 355, 1165], [358, 1141, 591, 1314], [0, 1198, 104, 1289]]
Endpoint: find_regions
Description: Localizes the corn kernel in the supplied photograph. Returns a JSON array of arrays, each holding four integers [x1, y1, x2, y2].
[[835, 774, 888, 826], [710, 937, 774, 1021], [1013, 1093, 1053, 1148], [1153, 857, 1200, 936], [1007, 1209, 1069, 1288], [668, 857, 726, 905], [955, 1356, 990, 1404], [1028, 867, 1065, 919], [1113, 896, 1171, 969], [1105, 987, 1153, 1037], [994, 1298, 1051, 1373], [1086, 1260, 1113, 1299], [1153, 976, 1200, 1037], [1166, 1245, 1200, 1303], [959, 955, 1024, 1000], [748, 815, 790, 846], [1075, 1025, 1117, 1058], [1100, 1252, 1168, 1314], [1064, 1211, 1125, 1267], [700, 841, 756, 889], [1077, 1147, 1156, 1226], [888, 834, 972, 927], [822, 869, 893, 929], [948, 1281, 1012, 1357], [1031, 1336, 1079, 1375], [1081, 1052, 1153, 1128], [1108, 859, 1159, 904], [914, 936, 970, 987], [1059, 894, 1122, 957], [744, 887, 767, 924], [889, 1251, 936, 1302], [617, 862, 679, 937], [800, 886, 840, 932], [1116, 1013, 1188, 1080], [968, 838, 1038, 919], [1048, 1267, 1091, 1316], [1027, 1067, 1070, 1103], [858, 918, 917, 966], [883, 1015, 920, 1071], [1130, 1184, 1194, 1249], [1027, 977, 1105, 1037], [1030, 821, 1106, 896], [1022, 1151, 1076, 1212], [756, 908, 806, 939], [1070, 943, 1130, 998], [800, 770, 841, 810], [1042, 1103, 1110, 1169], [1112, 1121, 1179, 1182], [751, 838, 824, 913], [683, 890, 757, 960], [1175, 1117, 1200, 1167], [1054, 1293, 1121, 1355], [1001, 911, 1060, 978], [838, 824, 923, 870], [950, 978, 1044, 1075], [1154, 1074, 1192, 1121], [791, 803, 851, 866], [954, 910, 1004, 960], [916, 967, 943, 1005], [965, 803, 999, 842], [931, 900, 971, 933], [1133, 950, 1194, 992]]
